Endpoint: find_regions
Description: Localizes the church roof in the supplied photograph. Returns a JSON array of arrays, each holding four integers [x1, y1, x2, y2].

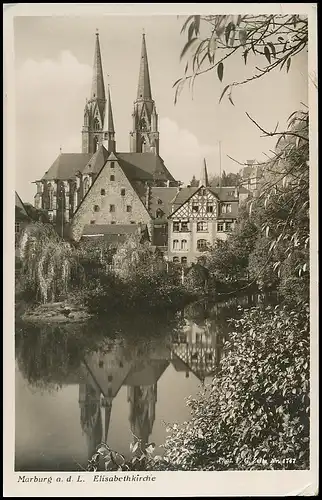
[[82, 146, 110, 175], [124, 359, 169, 386], [116, 152, 175, 182], [41, 153, 92, 180]]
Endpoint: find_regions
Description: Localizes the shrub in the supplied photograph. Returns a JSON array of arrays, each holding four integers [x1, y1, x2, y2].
[[160, 304, 310, 470]]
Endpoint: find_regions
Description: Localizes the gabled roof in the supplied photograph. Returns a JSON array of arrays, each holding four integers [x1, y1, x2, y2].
[[171, 187, 199, 207], [82, 146, 110, 175], [149, 187, 178, 219], [116, 152, 175, 182], [41, 153, 93, 181], [124, 359, 169, 386], [15, 191, 29, 217]]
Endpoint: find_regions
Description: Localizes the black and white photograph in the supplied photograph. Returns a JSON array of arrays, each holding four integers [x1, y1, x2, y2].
[[4, 3, 318, 497]]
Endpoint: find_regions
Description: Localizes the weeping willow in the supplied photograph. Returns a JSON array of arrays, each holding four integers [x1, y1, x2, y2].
[[18, 222, 84, 304]]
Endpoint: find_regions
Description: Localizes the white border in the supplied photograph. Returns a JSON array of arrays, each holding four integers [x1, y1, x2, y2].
[[3, 3, 318, 497]]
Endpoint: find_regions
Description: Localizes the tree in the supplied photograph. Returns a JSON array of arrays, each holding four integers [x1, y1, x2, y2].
[[175, 14, 308, 105], [161, 305, 310, 471]]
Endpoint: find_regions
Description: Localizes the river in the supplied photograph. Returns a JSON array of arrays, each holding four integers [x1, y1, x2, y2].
[[15, 293, 274, 471]]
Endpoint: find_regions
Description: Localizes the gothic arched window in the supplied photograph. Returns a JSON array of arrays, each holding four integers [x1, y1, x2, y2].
[[48, 186, 54, 210], [93, 136, 99, 152], [83, 177, 90, 195], [93, 118, 100, 131], [140, 117, 147, 131]]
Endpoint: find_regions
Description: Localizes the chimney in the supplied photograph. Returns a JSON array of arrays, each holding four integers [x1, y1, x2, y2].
[[166, 180, 171, 187]]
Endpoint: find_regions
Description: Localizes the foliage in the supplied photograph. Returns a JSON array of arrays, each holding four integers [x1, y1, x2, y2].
[[160, 304, 310, 470], [112, 234, 164, 280], [175, 14, 308, 104], [85, 440, 178, 472], [17, 222, 83, 304], [202, 109, 309, 306]]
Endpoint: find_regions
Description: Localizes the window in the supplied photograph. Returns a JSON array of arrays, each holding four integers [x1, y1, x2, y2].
[[173, 256, 179, 263], [121, 189, 125, 196], [101, 189, 106, 196], [207, 204, 214, 213], [197, 221, 208, 232], [126, 205, 132, 213], [111, 221, 116, 224], [110, 162, 115, 168], [181, 256, 187, 265], [94, 118, 100, 131], [108, 375, 113, 382], [90, 220, 95, 225], [110, 175, 115, 181], [222, 203, 232, 214], [228, 191, 234, 197], [197, 239, 207, 250], [94, 205, 100, 212], [156, 208, 164, 218], [15, 222, 20, 234], [181, 221, 189, 231], [226, 222, 233, 232], [173, 222, 180, 232], [157, 199, 163, 205], [217, 222, 224, 232], [108, 388, 113, 397], [109, 204, 115, 212], [181, 239, 188, 251], [198, 189, 205, 196], [192, 202, 199, 212], [173, 239, 179, 250], [99, 361, 104, 368]]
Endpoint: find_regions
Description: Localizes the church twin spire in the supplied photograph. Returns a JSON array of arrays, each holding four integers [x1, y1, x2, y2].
[[82, 31, 159, 155]]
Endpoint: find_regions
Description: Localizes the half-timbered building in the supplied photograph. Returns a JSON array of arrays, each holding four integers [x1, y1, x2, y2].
[[167, 160, 250, 264]]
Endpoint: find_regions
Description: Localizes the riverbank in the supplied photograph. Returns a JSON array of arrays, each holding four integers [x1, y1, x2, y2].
[[18, 300, 93, 324]]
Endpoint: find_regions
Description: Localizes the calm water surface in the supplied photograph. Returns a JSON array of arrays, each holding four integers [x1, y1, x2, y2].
[[15, 294, 272, 471]]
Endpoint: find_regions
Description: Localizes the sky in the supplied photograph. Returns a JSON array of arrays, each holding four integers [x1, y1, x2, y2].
[[14, 15, 308, 204]]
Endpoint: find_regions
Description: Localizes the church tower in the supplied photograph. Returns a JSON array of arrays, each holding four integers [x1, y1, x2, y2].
[[82, 31, 106, 154], [130, 34, 160, 155]]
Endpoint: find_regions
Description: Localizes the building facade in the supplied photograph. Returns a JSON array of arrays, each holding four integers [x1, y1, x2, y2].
[[167, 160, 250, 265]]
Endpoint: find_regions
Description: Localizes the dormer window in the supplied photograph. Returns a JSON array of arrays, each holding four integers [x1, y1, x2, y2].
[[157, 199, 163, 205]]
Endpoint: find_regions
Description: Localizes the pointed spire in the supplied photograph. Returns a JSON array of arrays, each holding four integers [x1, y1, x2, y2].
[[91, 31, 106, 102], [137, 33, 152, 100], [103, 84, 116, 152], [104, 85, 115, 133], [199, 158, 209, 187]]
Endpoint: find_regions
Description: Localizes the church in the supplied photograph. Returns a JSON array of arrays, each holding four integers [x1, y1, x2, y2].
[[33, 31, 250, 262], [34, 31, 178, 247]]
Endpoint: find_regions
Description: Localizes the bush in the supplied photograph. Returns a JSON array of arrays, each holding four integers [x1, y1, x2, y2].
[[160, 304, 310, 470]]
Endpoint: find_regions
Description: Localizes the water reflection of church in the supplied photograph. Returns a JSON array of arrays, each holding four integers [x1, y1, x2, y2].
[[78, 319, 223, 460]]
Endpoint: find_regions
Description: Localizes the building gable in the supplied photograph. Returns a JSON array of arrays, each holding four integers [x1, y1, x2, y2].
[[70, 154, 151, 242], [169, 187, 219, 220]]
